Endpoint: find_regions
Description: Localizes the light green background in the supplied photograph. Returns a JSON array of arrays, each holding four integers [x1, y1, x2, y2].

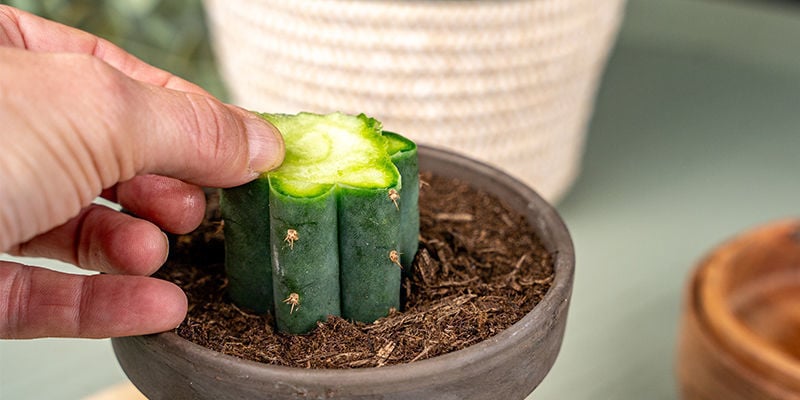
[[3, 0, 800, 398]]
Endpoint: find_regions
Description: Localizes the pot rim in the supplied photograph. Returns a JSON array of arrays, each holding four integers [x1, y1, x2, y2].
[[693, 219, 800, 387], [128, 144, 575, 386]]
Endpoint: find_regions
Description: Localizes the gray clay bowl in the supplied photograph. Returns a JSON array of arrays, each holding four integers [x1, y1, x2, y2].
[[112, 146, 575, 400]]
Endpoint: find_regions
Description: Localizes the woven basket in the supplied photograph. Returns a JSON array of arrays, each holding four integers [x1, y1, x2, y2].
[[204, 0, 625, 203]]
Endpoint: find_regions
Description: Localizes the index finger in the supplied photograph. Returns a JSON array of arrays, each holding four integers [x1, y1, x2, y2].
[[0, 5, 207, 95]]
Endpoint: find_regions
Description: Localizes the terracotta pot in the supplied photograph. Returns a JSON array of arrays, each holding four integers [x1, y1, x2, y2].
[[112, 146, 575, 400], [677, 220, 800, 399]]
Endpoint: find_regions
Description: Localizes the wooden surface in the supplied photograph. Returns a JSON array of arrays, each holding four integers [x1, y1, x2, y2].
[[4, 1, 800, 399], [84, 382, 145, 400]]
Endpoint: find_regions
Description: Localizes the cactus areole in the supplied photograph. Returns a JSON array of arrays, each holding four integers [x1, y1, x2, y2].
[[220, 112, 419, 334]]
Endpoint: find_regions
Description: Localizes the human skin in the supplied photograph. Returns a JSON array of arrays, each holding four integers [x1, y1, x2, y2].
[[0, 6, 285, 339]]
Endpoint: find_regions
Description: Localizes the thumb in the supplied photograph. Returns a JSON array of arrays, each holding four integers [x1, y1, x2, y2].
[[130, 84, 285, 187], [0, 49, 284, 249]]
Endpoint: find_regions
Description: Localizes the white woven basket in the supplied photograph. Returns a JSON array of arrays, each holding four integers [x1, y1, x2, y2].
[[204, 0, 625, 203]]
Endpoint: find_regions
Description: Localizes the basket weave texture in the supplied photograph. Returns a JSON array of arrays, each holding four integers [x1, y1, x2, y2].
[[205, 0, 625, 203]]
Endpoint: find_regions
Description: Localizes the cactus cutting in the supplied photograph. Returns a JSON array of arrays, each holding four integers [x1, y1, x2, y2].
[[220, 112, 419, 334]]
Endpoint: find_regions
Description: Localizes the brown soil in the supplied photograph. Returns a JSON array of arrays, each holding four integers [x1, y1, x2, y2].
[[157, 172, 554, 369]]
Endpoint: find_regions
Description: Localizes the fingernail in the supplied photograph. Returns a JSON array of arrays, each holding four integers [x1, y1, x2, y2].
[[245, 115, 284, 173], [161, 231, 170, 266]]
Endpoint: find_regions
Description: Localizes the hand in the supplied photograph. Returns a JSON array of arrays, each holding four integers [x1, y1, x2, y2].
[[0, 6, 284, 339]]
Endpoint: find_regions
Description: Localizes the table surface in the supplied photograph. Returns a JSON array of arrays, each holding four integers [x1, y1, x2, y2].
[[3, 0, 800, 398]]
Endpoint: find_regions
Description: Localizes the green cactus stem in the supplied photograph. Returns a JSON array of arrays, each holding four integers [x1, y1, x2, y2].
[[220, 112, 419, 334], [384, 131, 420, 270]]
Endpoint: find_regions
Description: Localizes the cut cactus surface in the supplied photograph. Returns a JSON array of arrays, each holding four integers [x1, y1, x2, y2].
[[220, 112, 419, 334]]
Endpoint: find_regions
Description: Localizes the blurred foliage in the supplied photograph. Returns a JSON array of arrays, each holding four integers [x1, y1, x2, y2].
[[3, 0, 228, 100]]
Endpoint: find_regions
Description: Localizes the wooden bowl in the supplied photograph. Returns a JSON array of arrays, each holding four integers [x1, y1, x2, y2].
[[677, 220, 800, 399]]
